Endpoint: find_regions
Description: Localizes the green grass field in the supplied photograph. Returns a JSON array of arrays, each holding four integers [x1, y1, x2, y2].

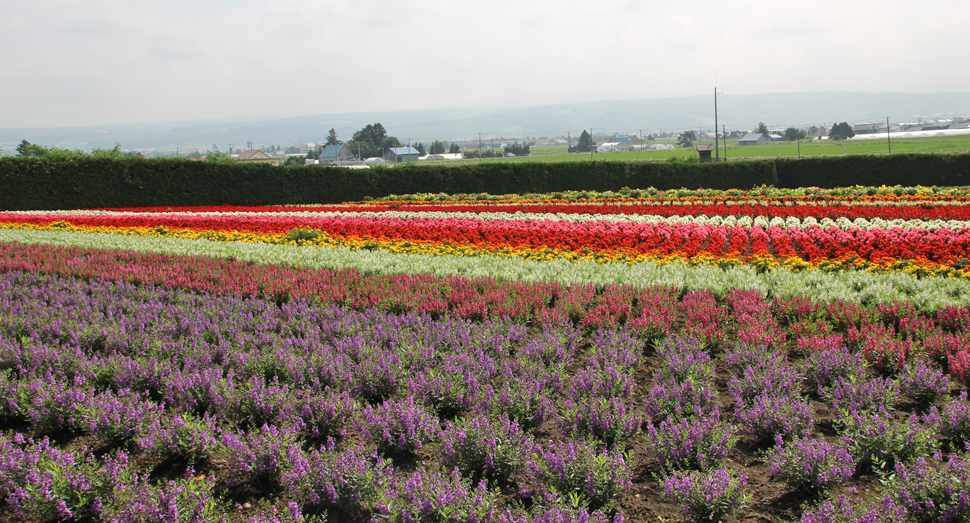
[[448, 134, 970, 164]]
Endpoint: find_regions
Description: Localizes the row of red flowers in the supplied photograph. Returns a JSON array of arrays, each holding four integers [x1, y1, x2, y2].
[[5, 212, 970, 266]]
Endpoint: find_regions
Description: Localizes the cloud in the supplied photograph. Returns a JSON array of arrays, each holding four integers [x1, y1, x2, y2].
[[1, 0, 968, 128]]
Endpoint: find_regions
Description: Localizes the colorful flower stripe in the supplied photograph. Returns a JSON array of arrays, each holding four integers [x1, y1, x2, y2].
[[15, 209, 970, 232], [5, 229, 970, 310], [4, 212, 970, 272], [354, 185, 970, 204], [90, 201, 970, 220]]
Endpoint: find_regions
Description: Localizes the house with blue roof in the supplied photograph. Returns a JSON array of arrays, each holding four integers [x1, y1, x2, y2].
[[385, 146, 421, 163], [318, 144, 355, 164]]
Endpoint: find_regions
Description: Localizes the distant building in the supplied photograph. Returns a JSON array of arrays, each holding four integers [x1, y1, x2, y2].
[[236, 150, 281, 166], [738, 133, 768, 146], [318, 144, 355, 164], [695, 144, 715, 163], [385, 147, 421, 163], [853, 123, 888, 134]]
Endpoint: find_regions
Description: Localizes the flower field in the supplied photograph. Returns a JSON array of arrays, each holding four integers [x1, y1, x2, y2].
[[2, 186, 970, 523]]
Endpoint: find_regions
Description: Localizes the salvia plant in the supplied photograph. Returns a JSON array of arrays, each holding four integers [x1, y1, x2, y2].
[[721, 342, 774, 376], [0, 433, 134, 521], [282, 441, 393, 512], [727, 353, 803, 406], [898, 360, 951, 407], [356, 396, 440, 455], [824, 376, 900, 415], [924, 391, 970, 445], [567, 361, 635, 401], [525, 440, 632, 512], [289, 386, 357, 440], [478, 379, 556, 433], [838, 410, 936, 472], [802, 345, 867, 390], [798, 495, 908, 523], [377, 468, 499, 523], [645, 409, 737, 471], [644, 375, 719, 423], [219, 424, 302, 494], [885, 451, 970, 523], [98, 470, 227, 523], [734, 392, 814, 444], [766, 435, 855, 497], [661, 468, 749, 523], [136, 412, 222, 467], [495, 505, 624, 523], [441, 415, 534, 485], [558, 397, 642, 449], [654, 336, 715, 383]]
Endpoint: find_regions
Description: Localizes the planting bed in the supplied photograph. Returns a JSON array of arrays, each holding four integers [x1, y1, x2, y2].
[[2, 186, 970, 523]]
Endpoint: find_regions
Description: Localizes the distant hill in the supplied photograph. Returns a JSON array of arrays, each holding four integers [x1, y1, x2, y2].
[[2, 92, 968, 152]]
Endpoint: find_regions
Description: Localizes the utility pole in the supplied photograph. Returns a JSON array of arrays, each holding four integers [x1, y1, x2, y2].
[[590, 128, 594, 161], [567, 132, 571, 153], [479, 133, 482, 163], [723, 125, 727, 161], [714, 84, 722, 161], [887, 117, 892, 154]]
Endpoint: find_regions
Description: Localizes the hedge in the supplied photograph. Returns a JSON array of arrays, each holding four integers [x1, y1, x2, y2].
[[774, 154, 970, 189], [0, 157, 776, 210], [0, 153, 966, 210]]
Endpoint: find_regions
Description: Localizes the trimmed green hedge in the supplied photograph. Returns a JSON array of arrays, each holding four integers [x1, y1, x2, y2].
[[775, 154, 970, 189], [0, 153, 966, 210], [0, 157, 776, 210]]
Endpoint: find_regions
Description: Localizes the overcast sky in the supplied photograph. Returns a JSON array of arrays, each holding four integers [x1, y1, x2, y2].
[[2, 0, 968, 129]]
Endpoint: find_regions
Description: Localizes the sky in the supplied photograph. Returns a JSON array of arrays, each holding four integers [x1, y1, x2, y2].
[[2, 0, 969, 129]]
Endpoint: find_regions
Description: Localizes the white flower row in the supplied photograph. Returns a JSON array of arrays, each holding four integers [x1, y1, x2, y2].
[[3, 228, 969, 311], [7, 209, 970, 232]]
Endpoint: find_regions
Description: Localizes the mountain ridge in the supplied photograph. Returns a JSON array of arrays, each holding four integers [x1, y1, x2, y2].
[[2, 92, 968, 152]]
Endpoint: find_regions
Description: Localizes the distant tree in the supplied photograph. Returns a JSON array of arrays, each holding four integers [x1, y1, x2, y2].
[[756, 122, 770, 136], [808, 126, 820, 137], [187, 150, 204, 159], [448, 143, 461, 154], [347, 123, 402, 159], [677, 130, 698, 148], [429, 140, 447, 154], [206, 150, 233, 162], [284, 145, 302, 154], [326, 128, 342, 146], [412, 142, 426, 155], [574, 130, 596, 152], [783, 127, 807, 141], [828, 122, 856, 141], [504, 143, 530, 156], [16, 140, 33, 157], [283, 156, 305, 166], [14, 142, 121, 159]]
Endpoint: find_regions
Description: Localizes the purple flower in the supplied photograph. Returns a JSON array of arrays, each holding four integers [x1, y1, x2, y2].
[[767, 436, 855, 496], [662, 468, 749, 523], [645, 410, 736, 471], [887, 453, 970, 523]]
